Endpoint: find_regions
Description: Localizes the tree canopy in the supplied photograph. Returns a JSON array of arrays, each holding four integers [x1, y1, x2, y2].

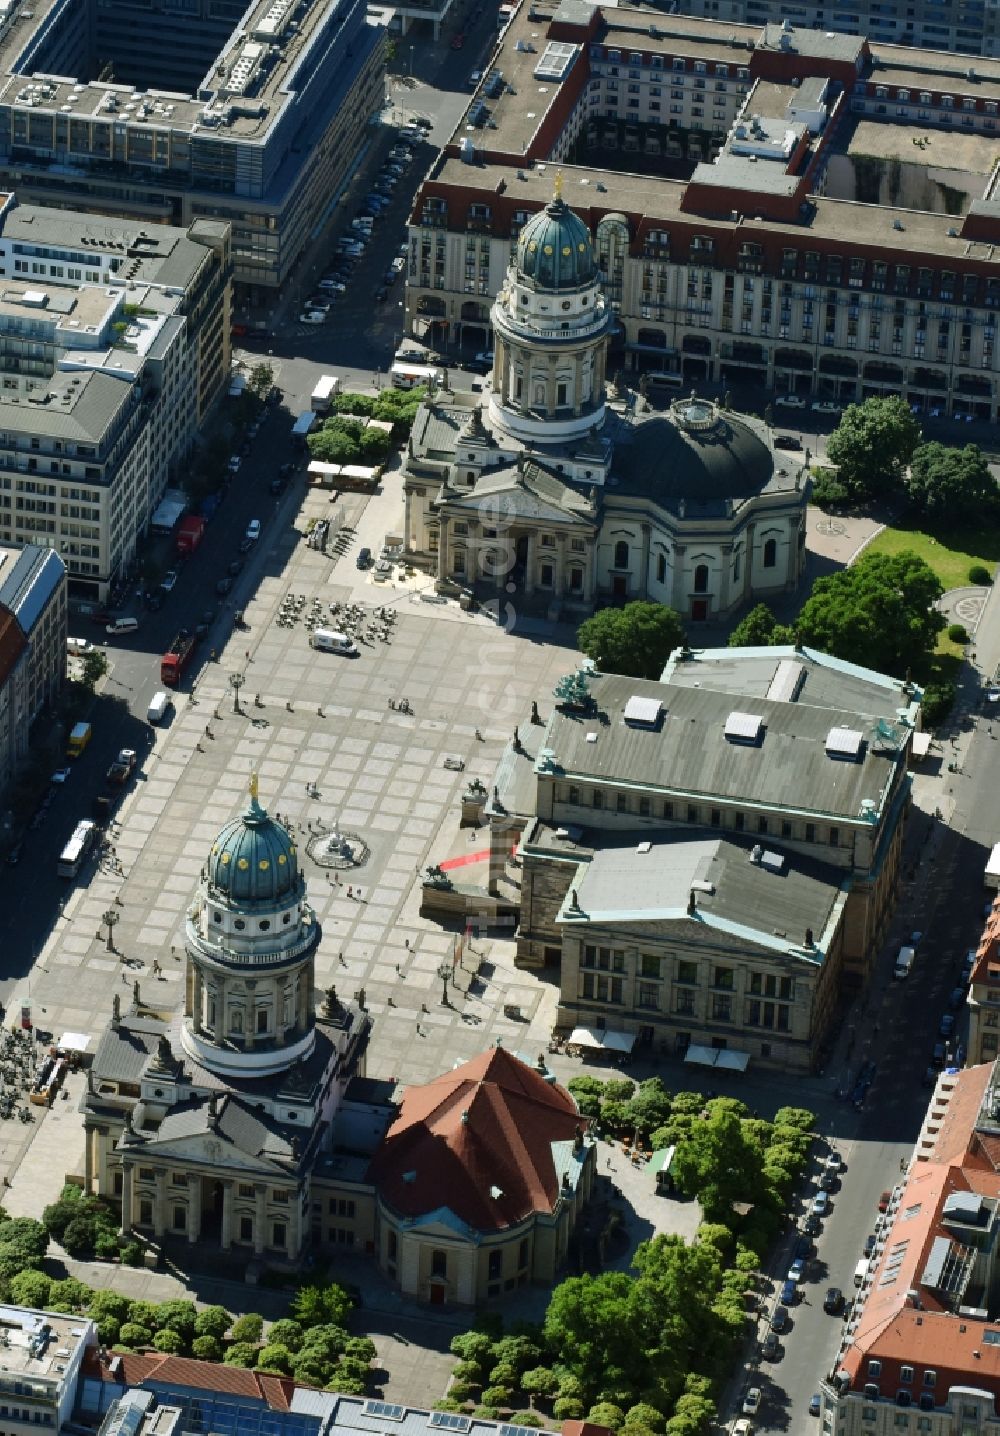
[[727, 603, 796, 649], [577, 602, 685, 680], [904, 442, 999, 521], [826, 396, 921, 500], [795, 548, 944, 674]]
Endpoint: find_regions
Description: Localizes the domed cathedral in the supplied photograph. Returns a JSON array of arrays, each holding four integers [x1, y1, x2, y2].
[[80, 776, 371, 1269], [402, 183, 809, 624]]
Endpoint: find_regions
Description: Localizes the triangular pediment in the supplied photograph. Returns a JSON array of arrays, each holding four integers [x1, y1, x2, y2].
[[128, 1131, 288, 1176]]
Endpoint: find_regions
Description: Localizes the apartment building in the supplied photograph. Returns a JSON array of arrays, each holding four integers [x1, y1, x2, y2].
[[0, 543, 66, 797], [407, 4, 1000, 419], [0, 195, 231, 600], [0, 1306, 95, 1436], [0, 0, 385, 296], [966, 895, 1000, 1066], [670, 0, 1000, 62], [484, 644, 920, 1070], [822, 1058, 1000, 1433]]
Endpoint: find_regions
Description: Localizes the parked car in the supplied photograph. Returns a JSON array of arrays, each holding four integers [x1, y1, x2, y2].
[[245, 519, 261, 544], [160, 569, 179, 592], [811, 1191, 829, 1217], [299, 311, 327, 324], [216, 576, 234, 596], [878, 1190, 892, 1213], [922, 1065, 938, 1087], [761, 1331, 779, 1359], [770, 1305, 789, 1332], [227, 455, 241, 473], [864, 1233, 877, 1257], [809, 1394, 822, 1417], [932, 1040, 948, 1067], [939, 1013, 956, 1038], [787, 1257, 806, 1284], [823, 1286, 844, 1314], [742, 1389, 762, 1417], [804, 1213, 822, 1235], [51, 767, 71, 784], [780, 1278, 798, 1305], [375, 286, 389, 303], [774, 433, 802, 449], [733, 1424, 753, 1436], [949, 985, 967, 1009], [812, 399, 841, 414], [305, 296, 334, 311], [775, 393, 806, 408]]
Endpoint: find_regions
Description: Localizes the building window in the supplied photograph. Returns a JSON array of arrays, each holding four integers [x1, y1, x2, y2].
[[712, 994, 732, 1022], [173, 1206, 186, 1231], [240, 1216, 253, 1242], [614, 540, 629, 568], [272, 1222, 286, 1248], [714, 966, 734, 990], [387, 1230, 398, 1261], [432, 1249, 447, 1278], [656, 553, 666, 582], [694, 563, 709, 592], [139, 1201, 153, 1226], [829, 827, 840, 847], [488, 1250, 502, 1280], [763, 538, 777, 568], [518, 1238, 529, 1268], [256, 1009, 268, 1034], [638, 982, 660, 1009]]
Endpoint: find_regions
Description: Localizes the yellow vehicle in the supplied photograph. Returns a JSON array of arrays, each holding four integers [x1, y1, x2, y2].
[[67, 721, 92, 757]]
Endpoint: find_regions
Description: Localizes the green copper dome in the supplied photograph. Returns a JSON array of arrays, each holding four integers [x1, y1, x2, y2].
[[516, 191, 595, 292], [207, 776, 299, 904]]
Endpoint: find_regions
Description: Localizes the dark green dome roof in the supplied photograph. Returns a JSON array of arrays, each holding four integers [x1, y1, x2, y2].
[[516, 194, 595, 292], [207, 778, 299, 904]]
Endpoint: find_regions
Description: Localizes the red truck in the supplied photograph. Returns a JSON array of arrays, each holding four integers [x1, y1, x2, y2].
[[161, 629, 196, 686], [176, 515, 206, 556]]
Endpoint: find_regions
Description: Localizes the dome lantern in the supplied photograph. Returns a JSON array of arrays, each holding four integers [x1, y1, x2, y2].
[[206, 770, 300, 905], [514, 176, 596, 294]]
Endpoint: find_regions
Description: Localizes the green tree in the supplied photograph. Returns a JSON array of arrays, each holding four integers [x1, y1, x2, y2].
[[118, 1323, 152, 1349], [46, 1277, 92, 1311], [308, 424, 360, 465], [588, 1404, 625, 1430], [81, 650, 110, 690], [194, 1305, 232, 1340], [9, 1270, 52, 1307], [192, 1336, 222, 1361], [267, 1319, 304, 1351], [229, 1312, 264, 1344], [553, 1399, 585, 1420], [127, 1300, 161, 1330], [826, 396, 921, 500], [481, 1386, 514, 1408], [224, 1342, 260, 1368], [55, 1216, 96, 1260], [450, 1331, 495, 1363], [154, 1300, 198, 1340], [624, 1404, 665, 1432], [256, 1343, 294, 1374], [577, 602, 685, 680], [522, 1368, 559, 1403], [795, 549, 945, 674], [669, 1107, 764, 1221], [153, 1329, 185, 1354], [728, 602, 795, 648], [905, 441, 999, 520], [298, 1324, 349, 1364], [290, 1284, 353, 1329], [543, 1273, 638, 1402], [623, 1079, 673, 1141], [248, 363, 275, 401], [291, 1351, 332, 1387]]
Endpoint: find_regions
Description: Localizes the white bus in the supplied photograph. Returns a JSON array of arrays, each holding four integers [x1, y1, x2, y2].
[[311, 374, 340, 412], [58, 819, 97, 879], [391, 362, 443, 390]]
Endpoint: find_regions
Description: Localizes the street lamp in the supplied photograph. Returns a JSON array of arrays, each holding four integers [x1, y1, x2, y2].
[[437, 960, 453, 1007], [103, 908, 120, 953], [230, 672, 245, 714]]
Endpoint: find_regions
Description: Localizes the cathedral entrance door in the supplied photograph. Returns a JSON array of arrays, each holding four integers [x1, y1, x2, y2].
[[512, 535, 529, 586], [611, 576, 627, 599], [429, 1284, 446, 1305], [201, 1178, 224, 1237], [691, 599, 708, 621]]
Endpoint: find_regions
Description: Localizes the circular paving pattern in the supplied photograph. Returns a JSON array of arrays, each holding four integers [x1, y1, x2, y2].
[[306, 821, 371, 870], [954, 592, 987, 626], [815, 519, 847, 536]]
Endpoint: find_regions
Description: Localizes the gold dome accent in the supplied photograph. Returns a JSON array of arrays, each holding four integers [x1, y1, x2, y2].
[[220, 853, 231, 865], [543, 244, 553, 254], [259, 859, 270, 870], [278, 854, 287, 865], [562, 245, 571, 255], [237, 858, 249, 870]]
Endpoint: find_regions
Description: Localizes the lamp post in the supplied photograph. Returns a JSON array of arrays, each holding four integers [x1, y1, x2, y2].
[[230, 671, 245, 714], [437, 960, 452, 1007], [103, 908, 119, 953]]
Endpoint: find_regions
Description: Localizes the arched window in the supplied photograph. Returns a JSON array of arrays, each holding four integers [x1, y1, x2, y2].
[[534, 383, 545, 406], [694, 564, 709, 593], [230, 1010, 244, 1035], [614, 540, 629, 568], [656, 553, 666, 583], [256, 1009, 268, 1034], [763, 538, 777, 569]]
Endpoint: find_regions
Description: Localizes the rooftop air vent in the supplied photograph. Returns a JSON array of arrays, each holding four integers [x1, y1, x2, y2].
[[826, 726, 864, 760], [724, 710, 764, 744], [624, 694, 662, 727]]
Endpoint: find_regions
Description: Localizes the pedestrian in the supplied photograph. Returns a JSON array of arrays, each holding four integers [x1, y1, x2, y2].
[[395, 963, 401, 975], [404, 938, 410, 950], [347, 885, 353, 899], [245, 649, 250, 662]]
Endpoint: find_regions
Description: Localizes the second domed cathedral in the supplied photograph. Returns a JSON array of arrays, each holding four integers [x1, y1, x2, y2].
[[403, 182, 809, 623]]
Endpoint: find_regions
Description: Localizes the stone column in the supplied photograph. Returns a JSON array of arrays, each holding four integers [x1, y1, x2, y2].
[[255, 1186, 267, 1257], [638, 522, 652, 598], [188, 1178, 202, 1244], [287, 1189, 301, 1261], [554, 535, 566, 595], [154, 1169, 167, 1239], [84, 1125, 93, 1194], [120, 1161, 134, 1236], [523, 533, 535, 595], [436, 514, 451, 582], [221, 1180, 234, 1251]]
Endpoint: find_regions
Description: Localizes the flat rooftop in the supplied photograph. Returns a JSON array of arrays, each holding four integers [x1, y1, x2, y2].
[[0, 1305, 92, 1383], [0, 0, 352, 141], [844, 118, 999, 177]]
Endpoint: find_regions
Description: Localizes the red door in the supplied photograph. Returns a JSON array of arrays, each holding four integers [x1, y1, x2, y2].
[[430, 1284, 446, 1305], [691, 599, 708, 621]]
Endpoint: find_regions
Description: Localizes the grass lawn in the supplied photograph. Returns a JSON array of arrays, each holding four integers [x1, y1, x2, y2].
[[863, 516, 1000, 591]]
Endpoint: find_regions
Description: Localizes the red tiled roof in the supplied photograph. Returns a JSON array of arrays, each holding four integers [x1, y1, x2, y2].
[[971, 897, 1000, 986], [0, 606, 26, 689], [562, 1423, 614, 1436], [366, 1046, 587, 1231], [82, 1349, 298, 1406], [839, 1062, 1000, 1402]]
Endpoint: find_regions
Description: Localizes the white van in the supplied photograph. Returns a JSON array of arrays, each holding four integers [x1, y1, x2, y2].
[[106, 616, 139, 636], [67, 636, 94, 656], [311, 628, 358, 657], [147, 690, 172, 724], [854, 1258, 870, 1288], [894, 945, 916, 979]]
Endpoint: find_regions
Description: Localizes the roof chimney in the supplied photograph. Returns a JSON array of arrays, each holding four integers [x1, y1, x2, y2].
[[688, 888, 697, 916]]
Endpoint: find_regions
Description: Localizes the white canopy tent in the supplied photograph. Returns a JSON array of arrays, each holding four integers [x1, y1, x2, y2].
[[568, 1026, 636, 1055], [683, 1043, 750, 1073]]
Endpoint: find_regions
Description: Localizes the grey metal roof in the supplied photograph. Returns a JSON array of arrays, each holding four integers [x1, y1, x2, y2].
[[0, 371, 134, 444], [544, 672, 903, 822], [662, 645, 920, 724], [0, 546, 64, 632], [760, 20, 866, 60], [568, 830, 843, 956], [442, 461, 595, 525], [153, 1095, 297, 1163], [91, 1023, 161, 1086]]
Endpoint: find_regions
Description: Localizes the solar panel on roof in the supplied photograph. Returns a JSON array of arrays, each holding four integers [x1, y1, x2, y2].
[[825, 726, 864, 760], [724, 710, 764, 744], [430, 1416, 471, 1432], [364, 1404, 404, 1422]]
